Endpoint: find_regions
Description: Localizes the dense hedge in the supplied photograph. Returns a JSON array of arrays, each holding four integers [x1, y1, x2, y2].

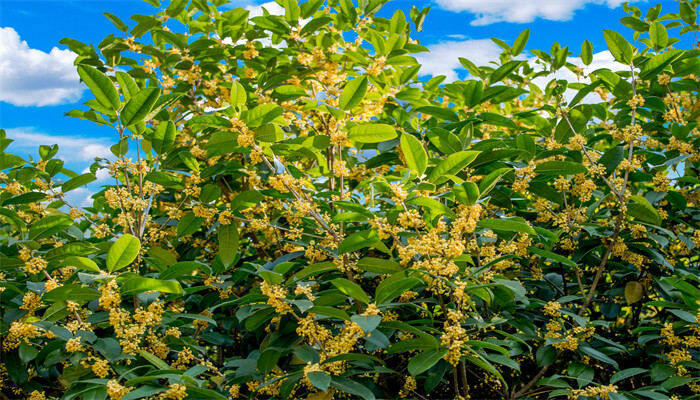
[[1, 0, 699, 399]]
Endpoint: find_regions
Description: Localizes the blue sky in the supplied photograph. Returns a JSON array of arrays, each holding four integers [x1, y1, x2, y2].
[[0, 0, 682, 204]]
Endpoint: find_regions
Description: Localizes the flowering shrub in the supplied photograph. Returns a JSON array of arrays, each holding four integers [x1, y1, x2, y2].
[[1, 0, 699, 399]]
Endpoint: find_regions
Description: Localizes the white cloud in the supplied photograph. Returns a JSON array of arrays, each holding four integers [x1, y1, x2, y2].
[[64, 187, 94, 208], [0, 27, 83, 106], [530, 50, 629, 104], [5, 128, 111, 161], [245, 1, 285, 18], [435, 0, 630, 25], [82, 166, 111, 182], [415, 39, 503, 81]]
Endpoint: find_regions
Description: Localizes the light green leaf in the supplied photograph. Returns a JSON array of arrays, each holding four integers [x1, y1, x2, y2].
[[120, 276, 183, 295], [603, 29, 633, 64], [107, 234, 141, 272], [534, 161, 587, 175], [400, 134, 427, 176], [628, 195, 661, 225], [428, 151, 480, 183], [62, 173, 95, 193], [477, 218, 535, 235], [77, 65, 121, 111], [348, 124, 397, 143], [247, 104, 283, 127], [649, 21, 668, 50], [580, 40, 593, 65], [43, 284, 100, 302], [121, 87, 160, 126], [512, 29, 529, 56], [231, 80, 247, 106], [151, 121, 177, 154], [339, 76, 368, 110], [64, 256, 100, 272]]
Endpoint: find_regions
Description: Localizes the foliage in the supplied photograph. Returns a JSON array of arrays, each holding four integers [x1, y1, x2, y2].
[[1, 0, 700, 399]]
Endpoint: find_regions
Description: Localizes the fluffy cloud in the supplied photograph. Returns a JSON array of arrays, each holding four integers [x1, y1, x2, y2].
[[434, 0, 629, 25], [0, 27, 83, 107], [5, 128, 111, 161], [530, 50, 628, 103], [414, 39, 503, 81], [245, 1, 285, 18]]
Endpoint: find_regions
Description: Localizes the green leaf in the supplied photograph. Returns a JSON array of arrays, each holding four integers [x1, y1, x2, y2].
[[529, 247, 577, 268], [348, 124, 397, 143], [115, 71, 139, 101], [139, 350, 170, 370], [330, 278, 371, 304], [535, 161, 587, 175], [408, 349, 447, 376], [454, 182, 479, 205], [106, 234, 141, 273], [64, 256, 100, 272], [283, 0, 301, 24], [479, 167, 511, 197], [338, 230, 381, 254], [400, 134, 427, 176], [330, 378, 375, 400], [649, 21, 668, 50], [218, 223, 239, 266], [428, 151, 480, 184], [307, 371, 331, 392], [463, 80, 484, 108], [230, 80, 247, 106], [159, 261, 209, 280], [339, 76, 368, 110], [151, 121, 177, 154], [624, 281, 644, 304], [121, 88, 160, 126], [247, 104, 283, 127], [350, 315, 382, 334], [640, 50, 682, 80], [308, 306, 350, 321], [177, 212, 204, 237], [603, 29, 633, 64], [77, 65, 121, 111], [338, 0, 357, 23], [680, 2, 697, 25], [580, 40, 593, 65], [104, 12, 128, 32], [356, 257, 403, 274], [407, 196, 456, 219], [62, 173, 95, 193], [120, 276, 183, 295], [165, 0, 188, 17], [477, 218, 535, 235], [375, 276, 421, 304], [489, 60, 523, 84], [610, 368, 648, 384], [416, 106, 459, 121], [579, 344, 619, 369], [43, 284, 100, 302], [628, 195, 661, 225], [512, 29, 529, 56], [29, 215, 73, 240]]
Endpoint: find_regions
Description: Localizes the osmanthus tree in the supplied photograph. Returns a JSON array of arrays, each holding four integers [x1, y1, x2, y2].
[[0, 0, 699, 398]]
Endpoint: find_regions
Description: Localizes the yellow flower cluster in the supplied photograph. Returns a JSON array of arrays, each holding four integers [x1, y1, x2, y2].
[[568, 384, 618, 399]]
